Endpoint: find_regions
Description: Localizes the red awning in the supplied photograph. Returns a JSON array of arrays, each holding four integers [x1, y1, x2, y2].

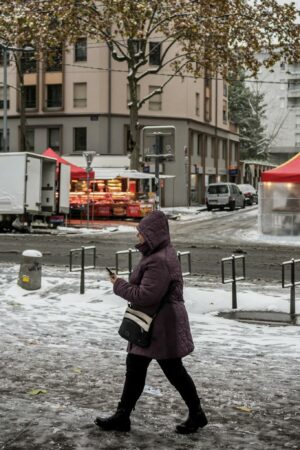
[[42, 148, 94, 179], [261, 152, 300, 183]]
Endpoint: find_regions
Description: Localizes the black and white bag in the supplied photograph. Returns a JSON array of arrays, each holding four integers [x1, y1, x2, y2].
[[118, 292, 169, 348], [118, 306, 154, 348]]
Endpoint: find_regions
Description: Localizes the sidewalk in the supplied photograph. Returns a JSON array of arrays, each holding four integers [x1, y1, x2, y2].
[[0, 265, 299, 449]]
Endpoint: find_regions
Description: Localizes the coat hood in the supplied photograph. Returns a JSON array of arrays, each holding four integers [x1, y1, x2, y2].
[[137, 210, 170, 252]]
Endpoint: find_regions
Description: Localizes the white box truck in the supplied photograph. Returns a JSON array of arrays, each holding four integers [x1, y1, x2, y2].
[[0, 152, 70, 231]]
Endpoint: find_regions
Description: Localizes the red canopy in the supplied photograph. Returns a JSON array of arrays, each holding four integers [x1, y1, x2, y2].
[[261, 152, 300, 183], [42, 148, 94, 179]]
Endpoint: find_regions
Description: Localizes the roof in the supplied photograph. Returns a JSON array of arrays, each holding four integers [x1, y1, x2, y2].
[[261, 152, 300, 182], [92, 168, 175, 180], [93, 168, 155, 180], [241, 159, 276, 167]]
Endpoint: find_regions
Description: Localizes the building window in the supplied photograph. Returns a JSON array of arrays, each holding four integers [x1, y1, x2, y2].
[[0, 86, 10, 109], [25, 128, 35, 152], [46, 84, 62, 108], [75, 38, 87, 62], [0, 129, 9, 151], [223, 100, 228, 123], [222, 140, 227, 159], [21, 49, 36, 74], [149, 85, 162, 111], [149, 42, 161, 66], [196, 92, 200, 116], [204, 72, 212, 122], [204, 97, 211, 122], [127, 84, 140, 108], [197, 134, 202, 156], [48, 128, 61, 152], [295, 133, 300, 147], [204, 135, 207, 158], [288, 97, 300, 108], [292, 63, 300, 72], [223, 81, 228, 97], [288, 79, 300, 91], [74, 127, 87, 151], [128, 39, 143, 54], [73, 82, 87, 107], [24, 85, 37, 109], [46, 46, 63, 72]]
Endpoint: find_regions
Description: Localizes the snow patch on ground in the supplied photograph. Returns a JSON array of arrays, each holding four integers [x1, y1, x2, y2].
[[0, 264, 299, 449], [56, 207, 300, 247]]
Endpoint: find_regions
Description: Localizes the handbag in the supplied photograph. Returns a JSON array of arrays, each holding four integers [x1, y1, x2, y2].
[[118, 294, 169, 348]]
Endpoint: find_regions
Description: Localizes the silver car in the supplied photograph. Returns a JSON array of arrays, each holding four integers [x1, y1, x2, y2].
[[206, 183, 246, 211]]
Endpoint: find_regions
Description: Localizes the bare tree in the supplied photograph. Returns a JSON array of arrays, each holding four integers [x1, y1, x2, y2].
[[1, 0, 300, 167]]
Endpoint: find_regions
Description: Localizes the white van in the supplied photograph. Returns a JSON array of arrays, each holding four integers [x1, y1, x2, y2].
[[206, 183, 245, 211]]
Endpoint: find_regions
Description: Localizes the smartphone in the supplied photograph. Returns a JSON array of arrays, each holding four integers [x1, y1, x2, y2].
[[106, 267, 115, 276]]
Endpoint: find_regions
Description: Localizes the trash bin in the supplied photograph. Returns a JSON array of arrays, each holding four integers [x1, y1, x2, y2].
[[18, 249, 43, 290]]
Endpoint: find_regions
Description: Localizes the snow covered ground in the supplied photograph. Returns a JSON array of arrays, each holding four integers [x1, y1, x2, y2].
[[0, 263, 299, 449]]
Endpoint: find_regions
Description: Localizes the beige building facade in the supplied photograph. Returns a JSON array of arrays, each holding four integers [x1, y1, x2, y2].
[[0, 39, 240, 206]]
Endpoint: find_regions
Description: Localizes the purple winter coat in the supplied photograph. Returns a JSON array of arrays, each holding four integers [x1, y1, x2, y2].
[[113, 210, 194, 359]]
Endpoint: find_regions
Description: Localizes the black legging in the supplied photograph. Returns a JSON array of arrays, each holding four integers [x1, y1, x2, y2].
[[119, 353, 200, 414]]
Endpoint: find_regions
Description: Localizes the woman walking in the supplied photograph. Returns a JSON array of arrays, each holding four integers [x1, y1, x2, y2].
[[95, 210, 207, 434]]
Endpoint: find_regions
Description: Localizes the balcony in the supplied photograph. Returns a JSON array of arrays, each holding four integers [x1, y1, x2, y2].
[[287, 88, 300, 98]]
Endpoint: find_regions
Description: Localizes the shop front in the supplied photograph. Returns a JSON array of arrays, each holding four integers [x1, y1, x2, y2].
[[69, 169, 155, 220]]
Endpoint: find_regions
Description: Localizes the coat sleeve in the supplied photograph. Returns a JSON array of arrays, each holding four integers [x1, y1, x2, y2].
[[113, 258, 170, 307]]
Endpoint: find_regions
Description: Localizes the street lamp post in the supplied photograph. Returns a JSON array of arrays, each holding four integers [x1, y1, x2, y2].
[[1, 44, 8, 153], [83, 151, 96, 227], [0, 42, 34, 152]]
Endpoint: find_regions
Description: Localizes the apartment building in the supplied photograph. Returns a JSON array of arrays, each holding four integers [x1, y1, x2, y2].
[[0, 39, 240, 206], [250, 53, 300, 166]]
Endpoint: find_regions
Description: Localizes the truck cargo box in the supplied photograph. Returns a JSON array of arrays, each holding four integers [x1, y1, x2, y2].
[[0, 153, 56, 215]]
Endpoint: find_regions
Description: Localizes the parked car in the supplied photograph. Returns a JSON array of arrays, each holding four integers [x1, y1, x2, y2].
[[206, 183, 245, 211], [237, 184, 258, 206]]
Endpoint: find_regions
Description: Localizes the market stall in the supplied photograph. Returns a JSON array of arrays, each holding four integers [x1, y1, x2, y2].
[[259, 153, 300, 235], [69, 169, 155, 220]]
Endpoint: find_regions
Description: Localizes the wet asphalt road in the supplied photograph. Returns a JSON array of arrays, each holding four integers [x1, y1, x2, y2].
[[0, 207, 299, 283]]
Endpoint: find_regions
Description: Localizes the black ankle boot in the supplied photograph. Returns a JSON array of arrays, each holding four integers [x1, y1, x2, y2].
[[176, 405, 208, 434], [95, 404, 131, 432]]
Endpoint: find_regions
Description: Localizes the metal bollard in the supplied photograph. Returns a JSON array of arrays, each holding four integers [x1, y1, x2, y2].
[[282, 258, 300, 316], [18, 249, 43, 290], [115, 248, 192, 277], [177, 251, 191, 276], [115, 248, 139, 275], [221, 254, 246, 309], [70, 246, 96, 294]]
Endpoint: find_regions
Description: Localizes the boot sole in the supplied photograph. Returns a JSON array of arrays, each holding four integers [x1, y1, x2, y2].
[[94, 419, 131, 432], [175, 418, 208, 434]]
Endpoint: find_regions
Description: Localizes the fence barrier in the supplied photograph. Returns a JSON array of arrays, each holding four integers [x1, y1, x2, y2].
[[115, 248, 139, 275], [177, 251, 191, 276], [282, 257, 300, 316], [70, 246, 96, 294], [115, 249, 191, 277], [221, 254, 246, 309]]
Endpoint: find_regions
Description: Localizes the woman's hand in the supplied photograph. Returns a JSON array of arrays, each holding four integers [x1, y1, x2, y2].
[[109, 273, 118, 284]]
